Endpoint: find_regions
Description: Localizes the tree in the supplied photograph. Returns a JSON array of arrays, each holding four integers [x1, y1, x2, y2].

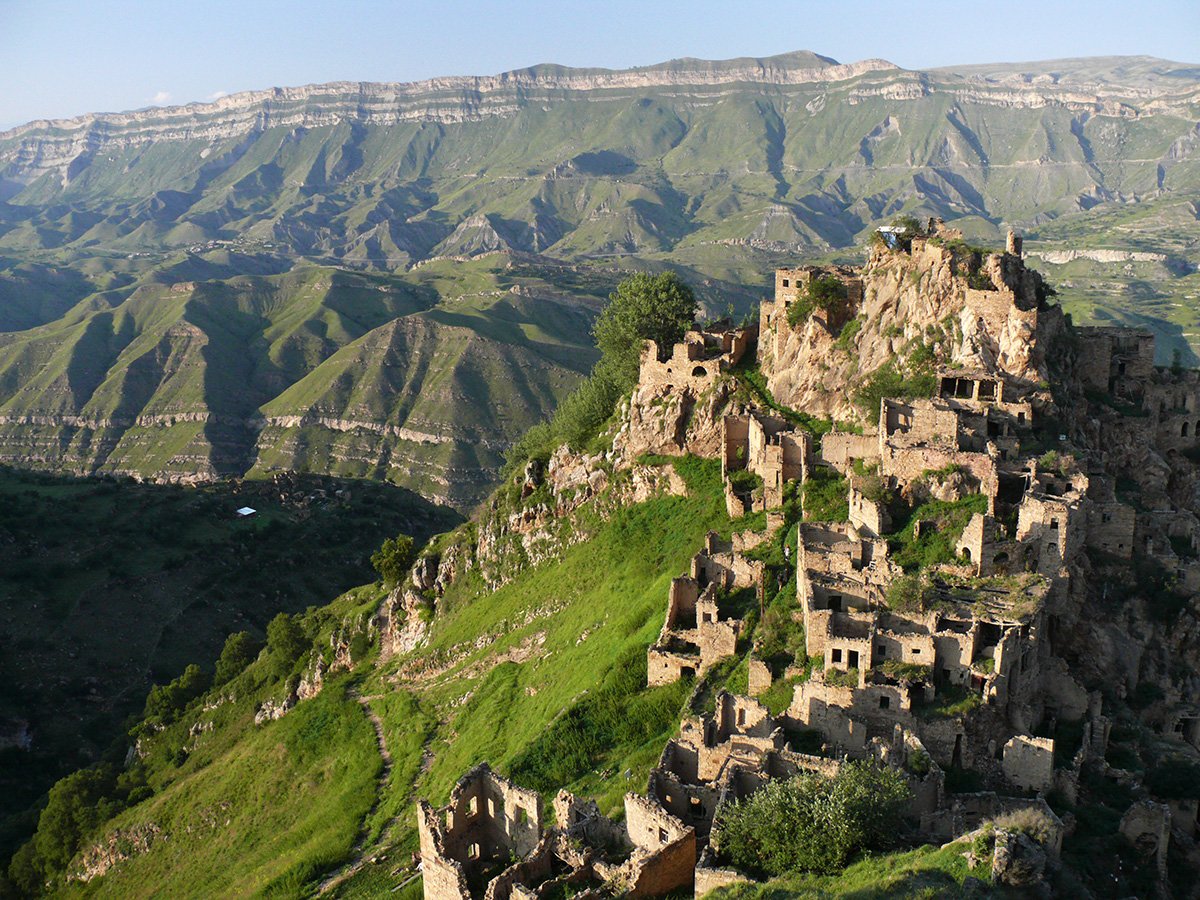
[[265, 613, 308, 678], [142, 664, 211, 722], [214, 631, 263, 685], [593, 271, 698, 386], [30, 766, 120, 876], [712, 761, 910, 877], [371, 533, 416, 588]]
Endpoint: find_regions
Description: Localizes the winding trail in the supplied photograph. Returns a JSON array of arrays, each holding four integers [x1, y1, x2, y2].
[[316, 689, 395, 895]]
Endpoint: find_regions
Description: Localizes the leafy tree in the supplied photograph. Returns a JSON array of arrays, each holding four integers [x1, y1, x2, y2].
[[713, 761, 909, 877], [142, 663, 211, 722], [265, 613, 308, 678], [26, 766, 121, 879], [504, 271, 699, 463], [370, 533, 416, 588], [214, 631, 263, 685], [592, 271, 697, 386]]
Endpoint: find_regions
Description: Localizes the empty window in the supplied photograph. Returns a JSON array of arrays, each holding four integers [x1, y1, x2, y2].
[[692, 366, 707, 377], [782, 278, 790, 287], [877, 645, 887, 658], [1050, 519, 1059, 530], [1183, 422, 1190, 438], [879, 696, 890, 709], [488, 797, 497, 817], [467, 843, 480, 859], [468, 797, 478, 816], [911, 648, 922, 655], [737, 708, 746, 726], [516, 807, 528, 825], [831, 648, 843, 663], [848, 650, 860, 669], [658, 827, 668, 844]]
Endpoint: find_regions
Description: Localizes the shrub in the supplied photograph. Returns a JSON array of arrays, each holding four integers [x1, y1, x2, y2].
[[266, 613, 309, 679], [994, 807, 1057, 845], [886, 573, 926, 612], [370, 533, 415, 588], [143, 663, 211, 722], [214, 631, 264, 686], [854, 359, 938, 416], [712, 761, 910, 877], [786, 275, 849, 328], [1146, 759, 1200, 799], [802, 468, 849, 522]]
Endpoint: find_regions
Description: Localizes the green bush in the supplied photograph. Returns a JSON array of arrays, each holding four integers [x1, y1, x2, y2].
[[802, 468, 849, 522], [266, 613, 309, 679], [143, 664, 211, 722], [728, 468, 764, 497], [854, 359, 938, 416], [786, 275, 849, 328], [370, 533, 415, 588], [885, 573, 926, 612], [1147, 759, 1200, 800], [713, 762, 910, 877], [214, 631, 263, 686]]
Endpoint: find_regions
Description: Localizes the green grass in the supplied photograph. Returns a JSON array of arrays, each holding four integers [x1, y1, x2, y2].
[[0, 466, 458, 865], [802, 468, 849, 522], [706, 842, 990, 898], [887, 494, 988, 571]]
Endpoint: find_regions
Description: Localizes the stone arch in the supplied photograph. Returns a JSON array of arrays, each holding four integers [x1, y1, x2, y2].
[[691, 365, 707, 378], [961, 546, 972, 562]]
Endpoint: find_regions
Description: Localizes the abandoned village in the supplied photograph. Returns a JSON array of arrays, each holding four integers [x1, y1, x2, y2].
[[367, 220, 1200, 898]]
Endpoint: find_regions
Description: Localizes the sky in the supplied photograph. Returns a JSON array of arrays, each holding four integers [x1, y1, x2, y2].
[[0, 0, 1197, 128]]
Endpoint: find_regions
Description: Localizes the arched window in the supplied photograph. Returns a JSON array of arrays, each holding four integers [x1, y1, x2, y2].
[[691, 365, 707, 377], [961, 547, 972, 561]]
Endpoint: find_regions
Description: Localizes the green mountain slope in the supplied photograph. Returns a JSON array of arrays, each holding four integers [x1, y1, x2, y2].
[[0, 466, 459, 872], [11, 457, 729, 897]]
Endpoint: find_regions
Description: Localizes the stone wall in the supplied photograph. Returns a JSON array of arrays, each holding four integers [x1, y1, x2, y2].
[[1001, 734, 1055, 792]]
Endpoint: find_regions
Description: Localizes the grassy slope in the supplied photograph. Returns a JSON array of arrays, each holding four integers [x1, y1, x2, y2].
[[51, 458, 730, 897], [0, 466, 459, 866]]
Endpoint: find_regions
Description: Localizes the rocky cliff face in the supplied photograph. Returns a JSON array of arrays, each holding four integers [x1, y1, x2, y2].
[[762, 229, 1062, 422]]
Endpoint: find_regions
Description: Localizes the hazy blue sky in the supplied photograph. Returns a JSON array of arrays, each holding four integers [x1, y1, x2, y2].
[[1, 0, 1196, 127]]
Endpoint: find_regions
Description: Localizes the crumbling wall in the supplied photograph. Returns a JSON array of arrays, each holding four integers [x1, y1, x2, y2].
[[1001, 734, 1055, 792]]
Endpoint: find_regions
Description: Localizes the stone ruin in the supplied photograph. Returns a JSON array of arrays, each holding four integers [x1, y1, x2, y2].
[[417, 763, 695, 900], [646, 532, 761, 687], [421, 235, 1200, 895]]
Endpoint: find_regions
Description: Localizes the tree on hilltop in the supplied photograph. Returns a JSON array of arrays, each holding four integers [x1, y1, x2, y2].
[[593, 271, 698, 385]]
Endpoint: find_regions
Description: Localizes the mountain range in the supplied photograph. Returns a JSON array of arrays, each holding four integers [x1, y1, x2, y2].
[[0, 50, 1198, 507]]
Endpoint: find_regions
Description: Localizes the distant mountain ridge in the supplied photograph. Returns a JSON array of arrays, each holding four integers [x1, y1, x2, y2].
[[0, 50, 1197, 507]]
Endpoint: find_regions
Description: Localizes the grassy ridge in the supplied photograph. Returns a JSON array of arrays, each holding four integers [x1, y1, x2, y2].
[[27, 457, 730, 896]]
